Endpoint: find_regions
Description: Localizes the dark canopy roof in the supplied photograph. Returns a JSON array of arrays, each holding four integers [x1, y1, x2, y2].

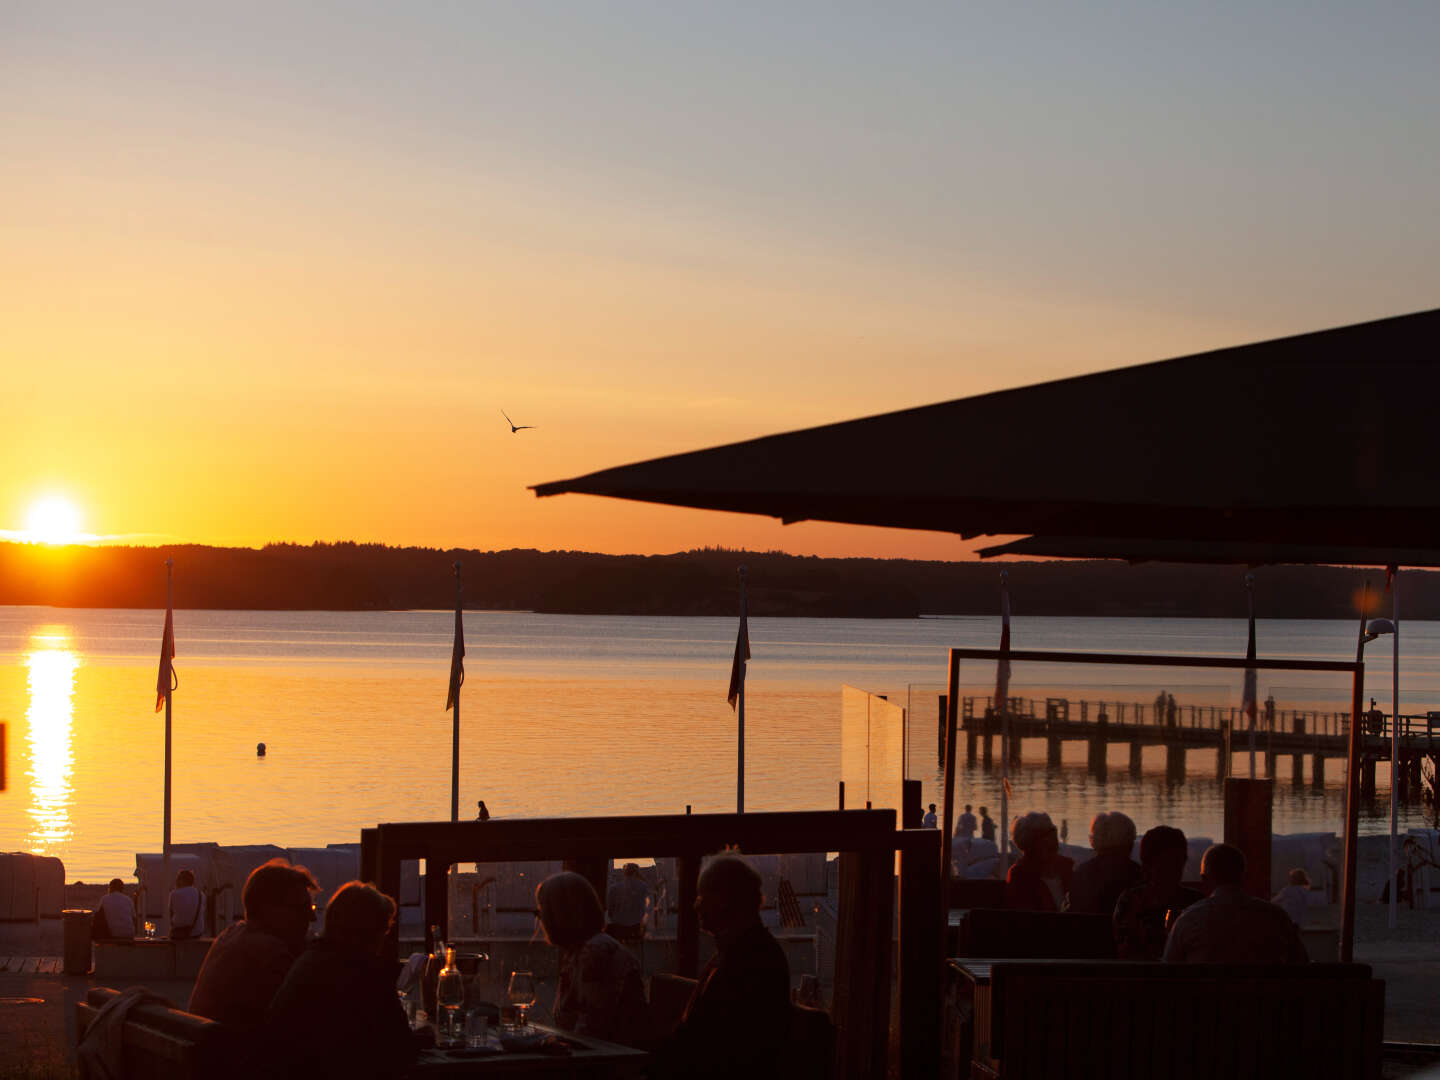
[[976, 536, 1440, 568], [533, 308, 1440, 551]]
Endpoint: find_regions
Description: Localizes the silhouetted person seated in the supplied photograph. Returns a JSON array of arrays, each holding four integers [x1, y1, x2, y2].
[[536, 871, 649, 1045], [168, 868, 204, 940], [1005, 811, 1074, 912], [1163, 844, 1308, 964], [264, 881, 418, 1080], [604, 862, 650, 944], [654, 856, 791, 1080], [189, 859, 319, 1028], [1113, 826, 1204, 960], [1068, 811, 1142, 915], [92, 878, 136, 941]]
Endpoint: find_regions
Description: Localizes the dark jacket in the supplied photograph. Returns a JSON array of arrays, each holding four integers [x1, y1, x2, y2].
[[188, 922, 297, 1029], [1067, 852, 1144, 915], [658, 921, 791, 1080], [1004, 854, 1075, 912], [263, 937, 417, 1080]]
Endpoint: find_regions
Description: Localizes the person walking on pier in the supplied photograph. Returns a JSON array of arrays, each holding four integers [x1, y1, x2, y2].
[[979, 807, 996, 844]]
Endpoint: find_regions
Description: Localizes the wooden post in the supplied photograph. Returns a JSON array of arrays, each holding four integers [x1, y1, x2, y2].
[[1312, 753, 1325, 789], [902, 778, 923, 830], [1129, 741, 1144, 776], [939, 650, 960, 930], [1224, 778, 1273, 898], [1047, 736, 1063, 767], [937, 694, 947, 766], [898, 829, 942, 1080], [424, 852, 450, 951], [1166, 743, 1186, 782], [834, 847, 895, 1080]]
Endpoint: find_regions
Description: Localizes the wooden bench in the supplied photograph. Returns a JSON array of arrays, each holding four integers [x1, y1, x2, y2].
[[91, 937, 213, 979], [953, 960, 1383, 1080], [76, 986, 241, 1080], [949, 910, 1116, 960]]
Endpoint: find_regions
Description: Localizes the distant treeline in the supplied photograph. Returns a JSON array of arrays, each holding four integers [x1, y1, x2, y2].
[[1, 541, 1434, 620]]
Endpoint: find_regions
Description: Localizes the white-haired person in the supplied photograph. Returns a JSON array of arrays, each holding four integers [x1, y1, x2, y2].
[[536, 872, 649, 1046], [1067, 811, 1142, 915], [1004, 812, 1074, 911]]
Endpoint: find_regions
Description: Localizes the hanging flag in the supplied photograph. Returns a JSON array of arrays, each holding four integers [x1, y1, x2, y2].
[[727, 577, 749, 709], [1241, 578, 1258, 729], [155, 606, 175, 713], [994, 579, 1011, 715], [445, 605, 465, 711]]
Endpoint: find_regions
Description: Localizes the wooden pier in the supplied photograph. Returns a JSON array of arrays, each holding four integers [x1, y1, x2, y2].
[[948, 694, 1440, 798]]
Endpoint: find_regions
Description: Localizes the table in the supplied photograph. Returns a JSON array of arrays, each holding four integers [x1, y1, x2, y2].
[[407, 1024, 649, 1078]]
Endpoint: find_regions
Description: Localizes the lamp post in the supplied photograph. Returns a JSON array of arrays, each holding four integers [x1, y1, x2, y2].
[[1363, 606, 1400, 929]]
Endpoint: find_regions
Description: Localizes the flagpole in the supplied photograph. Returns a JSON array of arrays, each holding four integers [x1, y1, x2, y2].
[[737, 566, 747, 814], [451, 561, 462, 824], [998, 569, 1010, 862], [162, 558, 174, 913]]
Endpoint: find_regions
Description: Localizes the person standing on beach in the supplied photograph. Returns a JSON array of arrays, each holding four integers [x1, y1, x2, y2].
[[189, 859, 320, 1028], [979, 807, 996, 843], [922, 803, 938, 829], [957, 804, 978, 842]]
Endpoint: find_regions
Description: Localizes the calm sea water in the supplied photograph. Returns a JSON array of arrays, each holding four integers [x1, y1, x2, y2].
[[2, 607, 1436, 881]]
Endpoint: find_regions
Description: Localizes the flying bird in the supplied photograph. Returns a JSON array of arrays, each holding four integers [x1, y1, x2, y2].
[[502, 409, 535, 433]]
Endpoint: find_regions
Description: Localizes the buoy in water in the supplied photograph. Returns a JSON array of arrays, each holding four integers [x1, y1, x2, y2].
[[256, 742, 267, 757]]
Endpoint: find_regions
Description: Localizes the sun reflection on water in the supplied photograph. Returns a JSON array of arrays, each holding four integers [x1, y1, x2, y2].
[[25, 629, 79, 850]]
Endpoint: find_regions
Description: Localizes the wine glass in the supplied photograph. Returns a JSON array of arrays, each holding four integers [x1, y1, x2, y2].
[[143, 920, 156, 940], [506, 970, 536, 1033]]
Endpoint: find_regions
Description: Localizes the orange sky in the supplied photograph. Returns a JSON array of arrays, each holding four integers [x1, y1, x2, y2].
[[5, 6, 1436, 560]]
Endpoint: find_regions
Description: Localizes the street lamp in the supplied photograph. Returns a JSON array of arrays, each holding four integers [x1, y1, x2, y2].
[[1364, 597, 1401, 931]]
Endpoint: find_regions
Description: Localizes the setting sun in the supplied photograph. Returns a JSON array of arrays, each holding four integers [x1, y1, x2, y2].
[[22, 495, 85, 545]]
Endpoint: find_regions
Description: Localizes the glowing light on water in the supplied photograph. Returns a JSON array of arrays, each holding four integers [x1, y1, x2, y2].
[[25, 630, 79, 849]]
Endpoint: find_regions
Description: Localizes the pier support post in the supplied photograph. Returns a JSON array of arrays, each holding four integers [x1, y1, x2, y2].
[[1361, 757, 1377, 800], [1312, 754, 1325, 789], [1216, 744, 1227, 782], [1088, 714, 1108, 777], [1129, 742, 1143, 777], [1166, 744, 1186, 782], [1265, 749, 1278, 779], [982, 734, 993, 767], [1291, 753, 1305, 787], [1009, 734, 1023, 767], [1047, 737, 1062, 768], [966, 730, 978, 764]]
